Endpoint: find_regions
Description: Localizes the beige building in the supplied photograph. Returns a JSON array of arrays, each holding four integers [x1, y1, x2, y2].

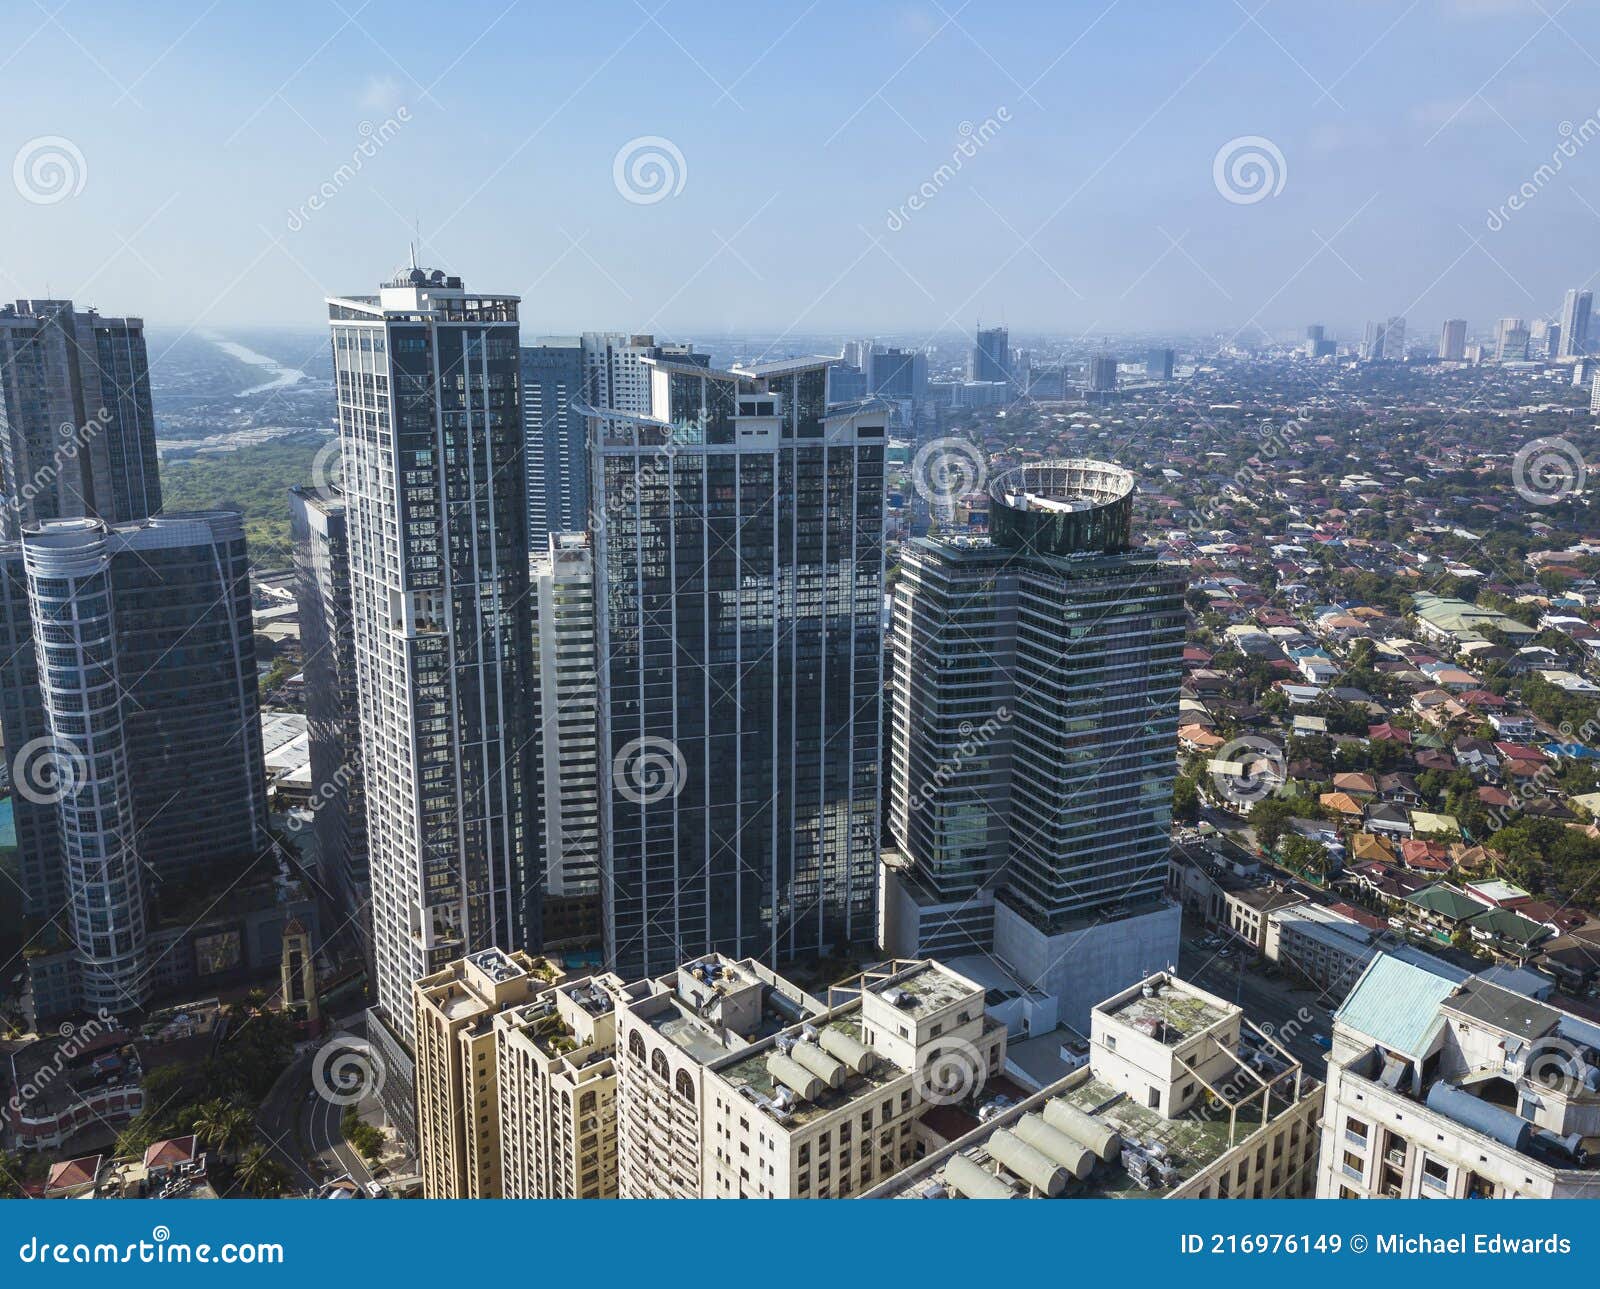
[[615, 957, 1007, 1198], [1317, 953, 1600, 1198], [413, 948, 563, 1198], [867, 972, 1322, 1199], [496, 972, 630, 1198]]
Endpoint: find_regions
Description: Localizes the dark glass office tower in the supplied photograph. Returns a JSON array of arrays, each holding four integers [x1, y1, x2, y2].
[[326, 269, 538, 1047], [0, 300, 161, 541], [0, 512, 266, 1013], [884, 461, 1186, 1027], [591, 358, 887, 978], [520, 339, 586, 549]]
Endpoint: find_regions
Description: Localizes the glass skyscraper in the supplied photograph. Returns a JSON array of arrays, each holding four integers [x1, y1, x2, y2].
[[590, 357, 887, 978], [0, 512, 265, 1013], [884, 461, 1185, 1026], [0, 299, 161, 542], [326, 268, 540, 1103]]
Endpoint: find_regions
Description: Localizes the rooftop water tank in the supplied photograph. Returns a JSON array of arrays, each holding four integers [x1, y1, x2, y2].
[[1043, 1099, 1122, 1162], [1012, 1112, 1094, 1180], [944, 1153, 1015, 1200], [987, 1128, 1069, 1197], [790, 1041, 847, 1090], [818, 1028, 875, 1075], [766, 1052, 824, 1102]]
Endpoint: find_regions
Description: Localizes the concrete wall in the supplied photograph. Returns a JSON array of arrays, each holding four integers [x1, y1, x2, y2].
[[993, 901, 1182, 1033]]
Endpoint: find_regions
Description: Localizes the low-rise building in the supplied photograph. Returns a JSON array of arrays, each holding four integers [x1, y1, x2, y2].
[[1318, 953, 1600, 1198], [865, 973, 1322, 1199], [615, 957, 1005, 1198]]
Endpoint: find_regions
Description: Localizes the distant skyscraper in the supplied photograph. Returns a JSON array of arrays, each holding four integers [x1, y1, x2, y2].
[[826, 361, 868, 404], [1439, 319, 1468, 361], [289, 484, 368, 948], [0, 300, 161, 541], [0, 513, 265, 1014], [1145, 348, 1175, 380], [590, 356, 887, 978], [1361, 317, 1406, 361], [532, 531, 600, 947], [883, 461, 1185, 1027], [327, 267, 540, 1136], [521, 338, 586, 550], [1495, 317, 1530, 362], [866, 346, 927, 402], [1559, 288, 1592, 358], [1383, 315, 1406, 361], [969, 325, 1011, 385], [1304, 325, 1325, 345], [1088, 355, 1118, 391]]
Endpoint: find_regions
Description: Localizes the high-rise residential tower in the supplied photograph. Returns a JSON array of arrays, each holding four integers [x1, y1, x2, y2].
[[882, 461, 1186, 1027], [326, 268, 540, 1135], [0, 300, 161, 541], [0, 513, 265, 1015], [1439, 319, 1468, 361], [969, 325, 1011, 385], [520, 338, 586, 550], [289, 484, 369, 949], [589, 358, 888, 979], [532, 530, 601, 947], [1559, 288, 1592, 359]]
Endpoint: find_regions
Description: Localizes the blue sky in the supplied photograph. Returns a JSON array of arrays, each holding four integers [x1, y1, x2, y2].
[[3, 0, 1600, 341]]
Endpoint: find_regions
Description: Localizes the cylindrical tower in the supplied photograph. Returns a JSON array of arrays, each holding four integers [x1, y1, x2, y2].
[[22, 518, 149, 1011]]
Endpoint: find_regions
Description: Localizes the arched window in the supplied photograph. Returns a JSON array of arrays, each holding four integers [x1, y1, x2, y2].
[[651, 1049, 670, 1083], [675, 1070, 695, 1103], [628, 1030, 646, 1064], [580, 1090, 596, 1114]]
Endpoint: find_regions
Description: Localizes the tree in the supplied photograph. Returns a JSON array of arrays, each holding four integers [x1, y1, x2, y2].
[[1173, 775, 1201, 823], [195, 1100, 255, 1162], [236, 1144, 289, 1198]]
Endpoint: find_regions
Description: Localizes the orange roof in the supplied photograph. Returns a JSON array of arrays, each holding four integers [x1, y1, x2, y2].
[[144, 1135, 198, 1170], [46, 1155, 101, 1192], [1319, 791, 1364, 816]]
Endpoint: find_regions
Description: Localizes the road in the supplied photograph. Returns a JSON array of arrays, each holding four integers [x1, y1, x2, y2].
[[1177, 930, 1336, 1073], [254, 1014, 373, 1195]]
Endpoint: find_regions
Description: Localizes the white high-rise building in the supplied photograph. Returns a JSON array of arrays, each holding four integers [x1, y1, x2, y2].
[[1559, 288, 1592, 359], [533, 530, 600, 946]]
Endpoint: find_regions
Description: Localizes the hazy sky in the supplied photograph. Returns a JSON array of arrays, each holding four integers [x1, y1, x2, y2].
[[4, 0, 1600, 344]]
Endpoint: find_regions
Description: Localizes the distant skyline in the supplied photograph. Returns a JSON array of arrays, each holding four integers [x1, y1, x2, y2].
[[5, 0, 1600, 339]]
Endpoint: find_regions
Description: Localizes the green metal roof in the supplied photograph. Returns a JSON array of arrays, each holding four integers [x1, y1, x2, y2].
[[1335, 953, 1469, 1057], [1405, 883, 1482, 921]]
